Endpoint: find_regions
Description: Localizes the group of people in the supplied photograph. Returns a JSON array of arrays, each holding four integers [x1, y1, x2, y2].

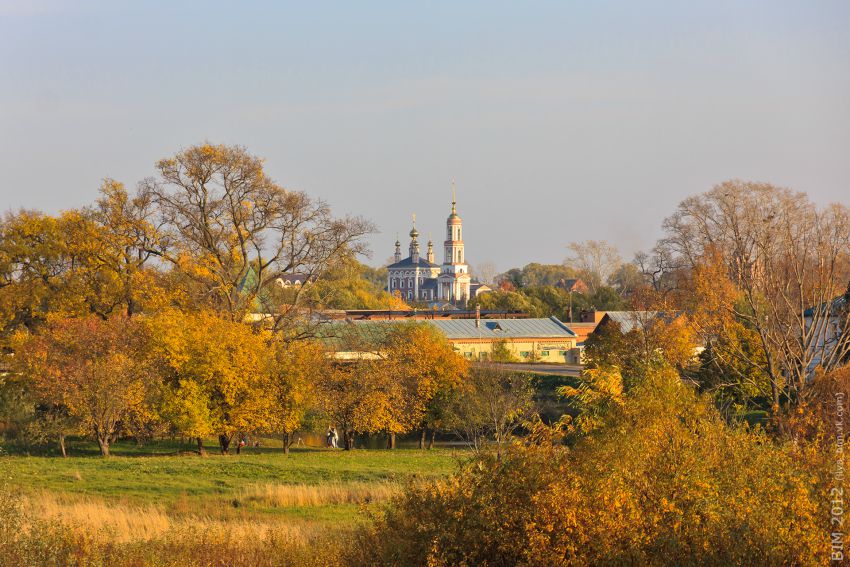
[[326, 426, 339, 448]]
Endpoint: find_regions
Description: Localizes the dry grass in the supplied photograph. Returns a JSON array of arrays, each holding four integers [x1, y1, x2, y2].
[[4, 490, 347, 566], [24, 491, 324, 545], [240, 480, 401, 508], [28, 493, 171, 542], [8, 477, 411, 565]]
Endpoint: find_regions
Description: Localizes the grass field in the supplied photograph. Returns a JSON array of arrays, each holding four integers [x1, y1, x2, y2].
[[0, 438, 467, 565], [3, 438, 463, 520]]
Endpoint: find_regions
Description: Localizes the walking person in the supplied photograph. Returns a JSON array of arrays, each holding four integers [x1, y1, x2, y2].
[[331, 427, 339, 449]]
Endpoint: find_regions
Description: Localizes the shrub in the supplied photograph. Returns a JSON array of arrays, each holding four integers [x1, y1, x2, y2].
[[351, 368, 829, 566]]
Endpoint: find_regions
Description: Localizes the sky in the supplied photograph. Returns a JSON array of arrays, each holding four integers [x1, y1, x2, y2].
[[1, 1, 849, 272]]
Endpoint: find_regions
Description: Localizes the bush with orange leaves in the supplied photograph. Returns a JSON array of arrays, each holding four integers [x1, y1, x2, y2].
[[351, 367, 830, 566], [774, 365, 850, 492]]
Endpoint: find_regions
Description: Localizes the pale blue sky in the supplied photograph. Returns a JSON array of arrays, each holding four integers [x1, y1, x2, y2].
[[1, 1, 848, 271]]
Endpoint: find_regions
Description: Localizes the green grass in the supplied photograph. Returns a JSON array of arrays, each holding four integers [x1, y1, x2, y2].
[[0, 439, 466, 529]]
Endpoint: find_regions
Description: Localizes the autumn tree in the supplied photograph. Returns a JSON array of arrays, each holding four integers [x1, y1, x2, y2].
[[583, 311, 698, 383], [317, 358, 386, 450], [316, 322, 466, 450], [303, 255, 408, 311], [382, 325, 467, 449], [81, 179, 165, 317], [268, 338, 326, 454], [660, 180, 850, 406], [0, 211, 83, 334], [146, 310, 276, 455], [142, 143, 374, 323], [681, 248, 773, 413], [443, 364, 535, 454], [469, 290, 539, 316], [0, 184, 166, 338], [558, 365, 625, 437], [13, 316, 157, 457]]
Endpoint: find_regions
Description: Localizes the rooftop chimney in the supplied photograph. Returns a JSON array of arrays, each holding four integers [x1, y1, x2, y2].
[[475, 304, 481, 328]]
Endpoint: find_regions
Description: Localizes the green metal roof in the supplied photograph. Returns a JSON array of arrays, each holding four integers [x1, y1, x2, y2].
[[425, 316, 576, 339]]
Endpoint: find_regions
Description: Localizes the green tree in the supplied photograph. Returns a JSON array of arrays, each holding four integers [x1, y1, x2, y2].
[[305, 255, 407, 310], [443, 364, 535, 454]]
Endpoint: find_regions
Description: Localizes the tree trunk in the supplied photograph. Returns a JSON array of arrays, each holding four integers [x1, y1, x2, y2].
[[386, 432, 396, 449], [428, 430, 436, 450], [58, 433, 67, 458], [419, 429, 426, 450], [283, 432, 292, 455], [344, 430, 354, 450], [96, 436, 110, 457], [196, 437, 207, 457], [219, 434, 232, 455]]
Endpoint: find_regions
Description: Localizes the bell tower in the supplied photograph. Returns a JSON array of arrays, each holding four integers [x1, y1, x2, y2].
[[438, 181, 471, 303], [443, 182, 464, 266]]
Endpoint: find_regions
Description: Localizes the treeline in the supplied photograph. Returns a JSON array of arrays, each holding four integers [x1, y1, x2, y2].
[[7, 312, 538, 456], [482, 181, 850, 419], [470, 261, 625, 320], [470, 243, 643, 320], [11, 312, 527, 456], [0, 143, 536, 456]]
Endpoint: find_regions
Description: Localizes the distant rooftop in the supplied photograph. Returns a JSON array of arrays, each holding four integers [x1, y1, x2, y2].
[[601, 311, 677, 334], [387, 256, 440, 269], [426, 316, 576, 339]]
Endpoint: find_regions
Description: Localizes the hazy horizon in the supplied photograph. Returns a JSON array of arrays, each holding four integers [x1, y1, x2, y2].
[[2, 1, 848, 272]]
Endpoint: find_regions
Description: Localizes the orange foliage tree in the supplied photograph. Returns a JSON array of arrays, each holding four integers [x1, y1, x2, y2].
[[13, 316, 157, 457]]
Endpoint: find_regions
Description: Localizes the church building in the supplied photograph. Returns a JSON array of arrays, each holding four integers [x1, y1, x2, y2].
[[387, 189, 487, 306]]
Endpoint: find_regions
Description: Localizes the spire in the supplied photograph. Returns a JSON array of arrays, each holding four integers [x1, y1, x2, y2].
[[393, 232, 401, 263], [451, 180, 457, 215], [409, 214, 420, 262], [409, 213, 419, 238], [427, 232, 434, 263]]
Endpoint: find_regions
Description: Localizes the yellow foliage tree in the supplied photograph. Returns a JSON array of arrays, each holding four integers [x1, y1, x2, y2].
[[316, 323, 467, 450], [268, 338, 327, 453], [146, 310, 276, 455]]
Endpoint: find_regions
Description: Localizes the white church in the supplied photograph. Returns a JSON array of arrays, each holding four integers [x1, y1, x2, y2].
[[386, 188, 489, 306]]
